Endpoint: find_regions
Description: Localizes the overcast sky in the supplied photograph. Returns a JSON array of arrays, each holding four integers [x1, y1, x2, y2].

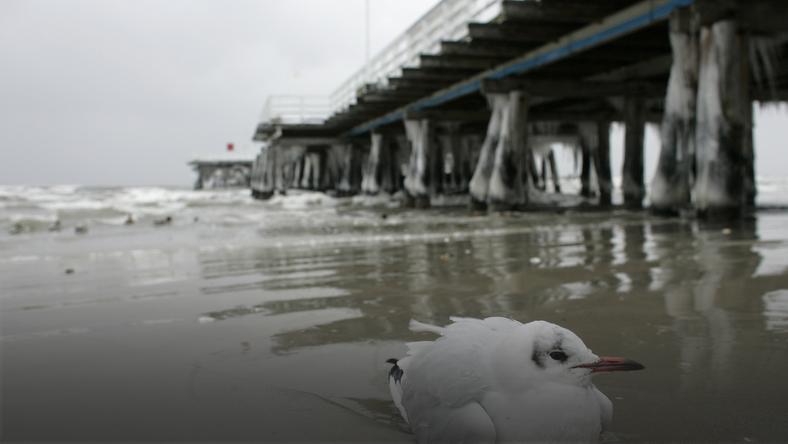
[[0, 0, 439, 186], [0, 0, 785, 187]]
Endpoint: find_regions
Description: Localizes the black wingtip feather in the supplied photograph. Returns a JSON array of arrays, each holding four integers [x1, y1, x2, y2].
[[387, 358, 404, 383]]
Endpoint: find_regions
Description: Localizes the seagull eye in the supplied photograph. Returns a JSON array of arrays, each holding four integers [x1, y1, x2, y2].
[[549, 351, 568, 362]]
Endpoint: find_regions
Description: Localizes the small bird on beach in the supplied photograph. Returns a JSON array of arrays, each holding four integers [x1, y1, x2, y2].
[[124, 214, 135, 225], [387, 317, 644, 443], [74, 224, 88, 234], [9, 222, 25, 235], [153, 216, 172, 226]]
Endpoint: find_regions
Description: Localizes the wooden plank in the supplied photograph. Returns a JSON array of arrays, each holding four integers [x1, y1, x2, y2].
[[439, 41, 528, 58], [420, 54, 506, 70], [694, 0, 788, 32], [528, 109, 662, 123], [403, 109, 490, 122], [482, 78, 663, 97], [589, 54, 673, 81], [388, 77, 452, 89], [501, 0, 635, 24], [534, 59, 662, 78], [400, 67, 476, 81], [467, 22, 577, 44], [358, 93, 425, 104]]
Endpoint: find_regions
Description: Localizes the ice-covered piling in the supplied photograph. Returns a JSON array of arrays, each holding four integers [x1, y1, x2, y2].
[[487, 90, 530, 210], [579, 123, 597, 199], [335, 143, 361, 196], [594, 121, 613, 206], [378, 134, 400, 194], [651, 10, 699, 214], [404, 119, 432, 208], [469, 94, 504, 209], [439, 123, 467, 193], [546, 150, 561, 193], [623, 96, 646, 208], [469, 91, 531, 210], [361, 133, 383, 195], [693, 20, 750, 218]]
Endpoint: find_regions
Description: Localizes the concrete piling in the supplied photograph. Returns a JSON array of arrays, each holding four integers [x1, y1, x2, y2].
[[361, 133, 383, 195], [623, 96, 646, 208], [651, 9, 698, 214], [469, 94, 505, 209], [594, 121, 612, 206], [487, 90, 530, 210], [694, 19, 751, 218]]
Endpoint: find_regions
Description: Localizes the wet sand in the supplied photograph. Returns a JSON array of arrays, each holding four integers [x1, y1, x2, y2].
[[2, 206, 788, 442]]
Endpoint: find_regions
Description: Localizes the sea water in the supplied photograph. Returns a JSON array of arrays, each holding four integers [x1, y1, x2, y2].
[[2, 182, 788, 441]]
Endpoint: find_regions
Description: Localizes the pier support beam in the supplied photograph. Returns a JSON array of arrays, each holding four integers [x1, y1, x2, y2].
[[292, 157, 302, 190], [694, 19, 751, 218], [651, 10, 698, 214], [326, 144, 345, 192], [297, 155, 309, 189], [335, 143, 360, 196], [430, 128, 445, 197], [594, 121, 613, 206], [262, 146, 278, 197], [318, 150, 331, 191], [547, 150, 561, 193], [305, 152, 322, 190], [469, 91, 530, 210], [361, 133, 383, 195], [470, 94, 504, 208], [404, 119, 432, 208], [622, 96, 646, 208], [743, 96, 756, 207], [579, 127, 595, 199], [438, 122, 466, 194], [378, 134, 400, 194]]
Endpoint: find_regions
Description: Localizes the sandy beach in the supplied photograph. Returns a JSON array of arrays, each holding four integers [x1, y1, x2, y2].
[[2, 187, 788, 442]]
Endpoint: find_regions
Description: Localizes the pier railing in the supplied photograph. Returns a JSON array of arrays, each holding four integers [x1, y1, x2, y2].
[[260, 0, 503, 125], [329, 0, 502, 114], [260, 95, 332, 125]]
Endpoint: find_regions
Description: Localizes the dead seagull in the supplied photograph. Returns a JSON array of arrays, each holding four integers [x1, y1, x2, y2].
[[387, 317, 644, 443]]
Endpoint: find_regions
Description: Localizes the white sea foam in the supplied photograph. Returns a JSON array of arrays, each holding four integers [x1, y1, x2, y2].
[[266, 190, 340, 209], [2, 180, 788, 238]]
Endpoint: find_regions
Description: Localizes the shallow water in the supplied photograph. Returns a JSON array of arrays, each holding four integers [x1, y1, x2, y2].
[[2, 188, 788, 442]]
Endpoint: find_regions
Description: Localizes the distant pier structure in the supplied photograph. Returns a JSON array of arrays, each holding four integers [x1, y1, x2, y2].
[[251, 0, 788, 218], [189, 160, 253, 190]]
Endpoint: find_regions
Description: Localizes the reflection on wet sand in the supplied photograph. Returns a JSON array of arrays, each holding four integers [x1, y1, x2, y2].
[[4, 209, 788, 441]]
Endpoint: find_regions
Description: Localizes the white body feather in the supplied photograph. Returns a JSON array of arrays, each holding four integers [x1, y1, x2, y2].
[[389, 317, 613, 443]]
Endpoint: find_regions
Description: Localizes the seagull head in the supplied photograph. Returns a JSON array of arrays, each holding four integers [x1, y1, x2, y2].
[[494, 321, 644, 390]]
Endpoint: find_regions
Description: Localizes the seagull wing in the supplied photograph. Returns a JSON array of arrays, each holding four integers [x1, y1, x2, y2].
[[421, 401, 496, 444], [390, 317, 522, 442], [593, 386, 613, 431]]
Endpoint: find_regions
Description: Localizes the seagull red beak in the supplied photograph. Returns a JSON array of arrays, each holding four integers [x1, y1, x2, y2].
[[573, 356, 645, 373]]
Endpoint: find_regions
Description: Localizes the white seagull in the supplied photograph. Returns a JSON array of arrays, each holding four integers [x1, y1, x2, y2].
[[387, 317, 644, 443]]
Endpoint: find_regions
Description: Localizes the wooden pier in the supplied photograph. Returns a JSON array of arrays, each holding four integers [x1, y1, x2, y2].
[[251, 0, 788, 218]]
